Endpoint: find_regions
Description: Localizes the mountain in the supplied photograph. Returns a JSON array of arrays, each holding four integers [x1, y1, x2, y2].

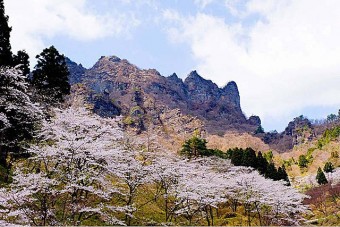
[[66, 56, 261, 134], [255, 115, 315, 152], [65, 57, 86, 85]]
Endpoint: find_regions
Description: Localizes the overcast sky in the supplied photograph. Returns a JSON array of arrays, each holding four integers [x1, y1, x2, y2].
[[4, 0, 340, 131]]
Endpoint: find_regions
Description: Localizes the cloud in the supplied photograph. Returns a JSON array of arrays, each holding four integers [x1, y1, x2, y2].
[[194, 0, 215, 9], [164, 0, 340, 130], [5, 0, 139, 62]]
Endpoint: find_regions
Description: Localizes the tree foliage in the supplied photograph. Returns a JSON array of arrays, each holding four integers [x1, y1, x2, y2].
[[180, 134, 208, 158], [0, 108, 127, 225], [227, 147, 290, 184], [317, 125, 340, 149], [32, 46, 70, 103], [316, 167, 328, 185], [13, 50, 30, 78], [0, 107, 308, 226], [0, 67, 42, 177], [298, 154, 308, 168], [0, 0, 13, 66], [323, 162, 334, 173]]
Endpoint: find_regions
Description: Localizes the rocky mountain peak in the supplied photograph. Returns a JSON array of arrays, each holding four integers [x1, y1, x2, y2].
[[185, 70, 211, 84], [184, 71, 218, 91], [65, 57, 86, 85], [186, 70, 200, 79], [168, 72, 179, 80], [167, 73, 183, 85], [68, 55, 260, 134], [223, 81, 238, 93], [222, 81, 240, 108], [99, 55, 121, 63]]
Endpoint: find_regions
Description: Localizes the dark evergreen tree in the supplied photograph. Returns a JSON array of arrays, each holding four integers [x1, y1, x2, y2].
[[231, 148, 243, 166], [13, 50, 30, 78], [256, 151, 268, 175], [265, 162, 278, 180], [316, 167, 328, 185], [0, 0, 13, 66], [32, 46, 70, 103], [226, 149, 233, 159], [323, 162, 334, 173], [242, 147, 257, 168], [180, 135, 208, 158], [277, 165, 290, 185]]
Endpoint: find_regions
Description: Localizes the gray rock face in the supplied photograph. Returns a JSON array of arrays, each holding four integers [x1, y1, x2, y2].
[[67, 56, 260, 134], [222, 81, 240, 109], [65, 58, 86, 85]]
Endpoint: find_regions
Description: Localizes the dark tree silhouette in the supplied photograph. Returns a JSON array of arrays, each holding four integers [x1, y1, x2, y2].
[[32, 46, 70, 103], [316, 167, 328, 185], [0, 0, 13, 66], [13, 50, 30, 78]]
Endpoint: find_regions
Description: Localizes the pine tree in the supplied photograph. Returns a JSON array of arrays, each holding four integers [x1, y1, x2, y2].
[[323, 162, 334, 173], [0, 0, 13, 66], [316, 167, 328, 185], [32, 46, 70, 103], [242, 147, 257, 168], [277, 165, 290, 185], [13, 50, 30, 78], [180, 135, 208, 158], [256, 151, 268, 175], [230, 148, 243, 166], [265, 162, 278, 180]]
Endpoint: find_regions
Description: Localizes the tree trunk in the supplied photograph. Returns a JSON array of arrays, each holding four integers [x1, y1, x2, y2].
[[0, 145, 8, 168], [209, 206, 214, 226]]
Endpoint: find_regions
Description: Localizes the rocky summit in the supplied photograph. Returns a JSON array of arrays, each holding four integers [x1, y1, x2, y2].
[[67, 56, 261, 134]]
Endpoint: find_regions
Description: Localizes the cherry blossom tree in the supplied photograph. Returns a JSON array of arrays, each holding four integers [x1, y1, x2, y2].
[[0, 106, 310, 226], [168, 157, 308, 226], [0, 107, 126, 225], [0, 66, 42, 175], [108, 146, 152, 226]]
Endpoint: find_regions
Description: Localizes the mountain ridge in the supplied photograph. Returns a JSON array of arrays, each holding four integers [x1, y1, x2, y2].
[[66, 55, 261, 135]]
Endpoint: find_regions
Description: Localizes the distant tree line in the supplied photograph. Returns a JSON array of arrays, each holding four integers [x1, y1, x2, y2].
[[226, 147, 290, 185], [180, 135, 290, 185]]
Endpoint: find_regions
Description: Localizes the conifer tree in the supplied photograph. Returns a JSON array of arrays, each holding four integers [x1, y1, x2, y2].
[[230, 148, 243, 166], [13, 50, 30, 78], [0, 0, 13, 66], [180, 134, 208, 158], [257, 151, 268, 174], [323, 162, 334, 173], [32, 46, 70, 103], [265, 162, 278, 180], [242, 147, 257, 168], [277, 165, 290, 185], [316, 167, 328, 185]]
